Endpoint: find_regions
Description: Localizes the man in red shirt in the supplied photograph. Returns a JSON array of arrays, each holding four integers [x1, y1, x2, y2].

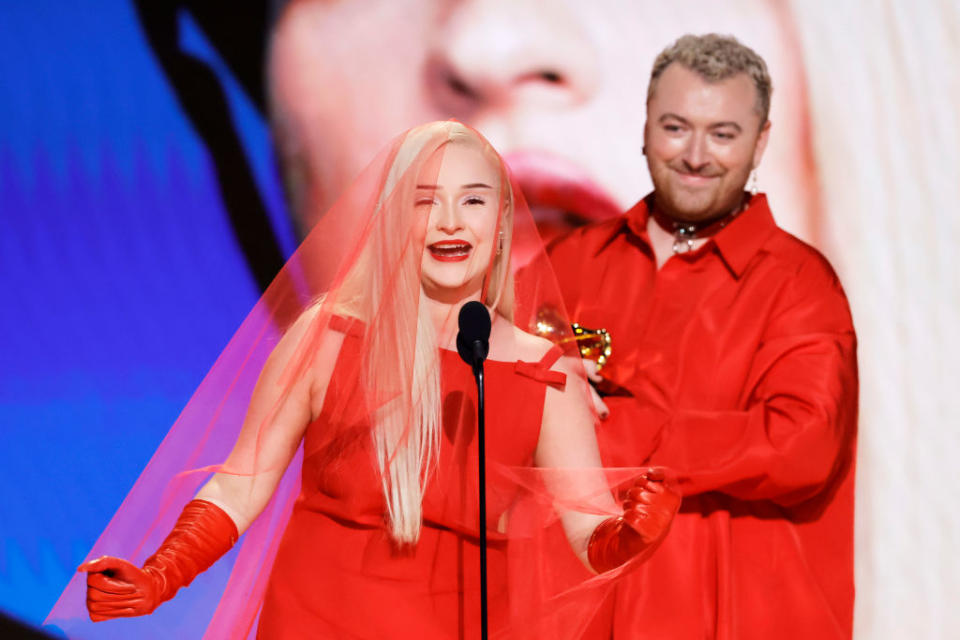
[[547, 35, 858, 638]]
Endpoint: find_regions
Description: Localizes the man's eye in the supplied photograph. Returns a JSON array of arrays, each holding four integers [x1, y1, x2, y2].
[[663, 124, 683, 133], [714, 131, 736, 140]]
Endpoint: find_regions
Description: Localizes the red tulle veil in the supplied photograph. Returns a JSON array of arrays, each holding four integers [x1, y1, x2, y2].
[[46, 121, 651, 639]]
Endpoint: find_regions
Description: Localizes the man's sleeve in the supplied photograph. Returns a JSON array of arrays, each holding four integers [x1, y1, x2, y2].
[[543, 228, 589, 315], [543, 224, 671, 468], [619, 258, 857, 507]]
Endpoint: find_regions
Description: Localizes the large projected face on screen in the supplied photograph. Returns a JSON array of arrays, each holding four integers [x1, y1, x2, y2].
[[268, 0, 816, 244]]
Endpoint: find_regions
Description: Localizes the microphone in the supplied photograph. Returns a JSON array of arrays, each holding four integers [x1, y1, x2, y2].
[[456, 301, 491, 373]]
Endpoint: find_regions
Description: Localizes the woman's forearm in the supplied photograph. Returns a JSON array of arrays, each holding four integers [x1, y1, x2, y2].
[[195, 469, 286, 534]]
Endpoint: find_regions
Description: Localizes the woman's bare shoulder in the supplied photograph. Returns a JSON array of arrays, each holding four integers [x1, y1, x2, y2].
[[495, 320, 556, 363], [286, 299, 362, 338], [269, 302, 353, 372]]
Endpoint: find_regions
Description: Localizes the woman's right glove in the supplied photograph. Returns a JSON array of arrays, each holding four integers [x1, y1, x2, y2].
[[587, 469, 681, 573], [78, 498, 238, 621]]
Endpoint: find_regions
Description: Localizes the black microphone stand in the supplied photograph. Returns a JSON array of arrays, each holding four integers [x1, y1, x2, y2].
[[471, 351, 488, 640], [456, 301, 491, 640]]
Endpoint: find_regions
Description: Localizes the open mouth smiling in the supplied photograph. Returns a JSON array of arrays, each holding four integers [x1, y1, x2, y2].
[[427, 240, 473, 262]]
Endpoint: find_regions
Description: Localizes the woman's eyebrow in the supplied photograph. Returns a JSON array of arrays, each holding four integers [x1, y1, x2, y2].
[[415, 183, 493, 190]]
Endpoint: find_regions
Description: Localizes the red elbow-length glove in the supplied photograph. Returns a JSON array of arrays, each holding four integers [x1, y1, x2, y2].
[[587, 470, 681, 573], [78, 499, 238, 621]]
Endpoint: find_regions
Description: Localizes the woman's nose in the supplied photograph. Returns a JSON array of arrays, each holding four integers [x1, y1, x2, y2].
[[434, 201, 464, 233], [426, 0, 599, 116]]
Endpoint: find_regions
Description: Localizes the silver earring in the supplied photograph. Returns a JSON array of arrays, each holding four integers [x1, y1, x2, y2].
[[497, 231, 504, 255], [748, 170, 759, 196]]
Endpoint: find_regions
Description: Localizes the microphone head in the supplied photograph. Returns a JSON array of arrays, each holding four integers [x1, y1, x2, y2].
[[456, 301, 491, 368]]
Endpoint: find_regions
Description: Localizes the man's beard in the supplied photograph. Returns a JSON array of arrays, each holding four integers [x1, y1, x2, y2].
[[650, 163, 749, 223]]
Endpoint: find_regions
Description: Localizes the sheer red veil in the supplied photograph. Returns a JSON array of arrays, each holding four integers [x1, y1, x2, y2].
[[47, 121, 651, 639]]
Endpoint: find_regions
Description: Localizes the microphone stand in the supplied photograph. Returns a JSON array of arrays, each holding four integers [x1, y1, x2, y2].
[[470, 352, 488, 640], [457, 301, 491, 640]]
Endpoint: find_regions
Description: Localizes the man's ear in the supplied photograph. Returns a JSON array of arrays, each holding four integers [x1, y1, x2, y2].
[[752, 120, 772, 169]]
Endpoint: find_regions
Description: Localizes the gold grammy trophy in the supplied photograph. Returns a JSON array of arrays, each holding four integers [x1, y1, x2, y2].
[[533, 306, 612, 370]]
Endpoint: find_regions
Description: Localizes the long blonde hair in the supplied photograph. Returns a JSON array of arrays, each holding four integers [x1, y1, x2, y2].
[[335, 121, 514, 543]]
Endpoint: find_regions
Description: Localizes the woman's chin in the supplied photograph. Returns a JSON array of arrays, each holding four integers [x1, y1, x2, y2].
[[420, 277, 483, 305]]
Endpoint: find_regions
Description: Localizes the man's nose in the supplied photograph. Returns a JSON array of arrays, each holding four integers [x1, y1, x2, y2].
[[426, 0, 599, 120], [681, 133, 711, 173]]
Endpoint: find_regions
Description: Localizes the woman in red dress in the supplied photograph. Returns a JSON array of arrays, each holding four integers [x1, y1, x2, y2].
[[54, 122, 678, 639]]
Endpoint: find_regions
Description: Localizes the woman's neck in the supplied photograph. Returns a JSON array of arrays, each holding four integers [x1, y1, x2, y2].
[[420, 289, 483, 349]]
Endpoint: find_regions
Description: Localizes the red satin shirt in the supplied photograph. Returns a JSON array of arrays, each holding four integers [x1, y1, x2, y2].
[[547, 194, 857, 639]]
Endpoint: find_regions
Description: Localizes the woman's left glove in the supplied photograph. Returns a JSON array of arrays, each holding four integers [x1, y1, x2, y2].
[[78, 499, 238, 621], [587, 470, 681, 573]]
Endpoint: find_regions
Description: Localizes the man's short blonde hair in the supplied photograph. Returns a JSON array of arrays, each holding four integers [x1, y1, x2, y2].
[[648, 34, 773, 124]]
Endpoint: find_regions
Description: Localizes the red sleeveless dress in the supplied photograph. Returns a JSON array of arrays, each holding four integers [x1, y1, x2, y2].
[[257, 318, 565, 639]]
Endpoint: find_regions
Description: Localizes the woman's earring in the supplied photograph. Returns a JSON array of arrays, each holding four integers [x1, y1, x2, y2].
[[748, 170, 759, 196], [497, 231, 504, 255]]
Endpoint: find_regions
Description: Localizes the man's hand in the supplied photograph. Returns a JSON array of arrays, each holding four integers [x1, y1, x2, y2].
[[582, 359, 609, 419]]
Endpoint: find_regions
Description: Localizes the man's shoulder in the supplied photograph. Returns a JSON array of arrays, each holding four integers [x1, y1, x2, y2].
[[762, 227, 843, 286], [756, 227, 853, 329]]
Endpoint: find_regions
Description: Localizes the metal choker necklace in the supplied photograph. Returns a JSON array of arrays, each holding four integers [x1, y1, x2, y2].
[[652, 204, 745, 255]]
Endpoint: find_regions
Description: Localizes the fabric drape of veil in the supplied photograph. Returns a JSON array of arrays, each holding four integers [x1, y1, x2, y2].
[[46, 121, 652, 639]]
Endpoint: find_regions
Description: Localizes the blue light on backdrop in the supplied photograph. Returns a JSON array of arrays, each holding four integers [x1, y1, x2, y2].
[[0, 2, 290, 627]]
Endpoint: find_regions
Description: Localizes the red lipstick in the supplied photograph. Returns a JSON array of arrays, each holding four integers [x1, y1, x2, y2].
[[428, 240, 473, 262]]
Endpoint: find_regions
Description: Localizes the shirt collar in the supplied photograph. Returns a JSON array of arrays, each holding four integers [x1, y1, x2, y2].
[[624, 194, 654, 240], [711, 193, 778, 277], [587, 197, 651, 256], [622, 192, 777, 278]]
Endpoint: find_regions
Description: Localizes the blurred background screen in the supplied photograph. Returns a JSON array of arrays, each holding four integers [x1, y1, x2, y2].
[[1, 1, 957, 638]]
